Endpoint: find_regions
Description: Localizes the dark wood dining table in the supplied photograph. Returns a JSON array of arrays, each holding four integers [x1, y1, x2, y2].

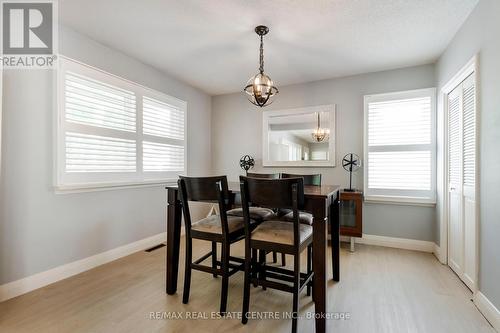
[[165, 182, 340, 333]]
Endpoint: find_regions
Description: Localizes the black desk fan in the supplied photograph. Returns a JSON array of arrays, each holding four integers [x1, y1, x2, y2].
[[342, 153, 361, 192]]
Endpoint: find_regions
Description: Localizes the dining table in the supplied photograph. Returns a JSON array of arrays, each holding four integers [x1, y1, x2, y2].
[[165, 181, 340, 333]]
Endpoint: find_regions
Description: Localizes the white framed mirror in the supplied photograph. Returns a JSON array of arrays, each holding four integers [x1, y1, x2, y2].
[[262, 104, 336, 167]]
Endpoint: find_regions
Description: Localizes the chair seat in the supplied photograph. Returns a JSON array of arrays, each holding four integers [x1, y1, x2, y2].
[[191, 215, 252, 234], [281, 211, 314, 225], [227, 207, 276, 222], [251, 220, 313, 246]]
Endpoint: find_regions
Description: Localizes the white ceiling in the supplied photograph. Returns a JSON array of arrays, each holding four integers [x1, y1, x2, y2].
[[60, 0, 478, 95]]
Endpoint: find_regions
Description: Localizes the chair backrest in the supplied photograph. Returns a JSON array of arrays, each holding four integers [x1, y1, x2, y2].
[[178, 175, 229, 203], [178, 176, 230, 235], [240, 176, 304, 210], [247, 172, 280, 179], [239, 176, 304, 247], [281, 173, 321, 186]]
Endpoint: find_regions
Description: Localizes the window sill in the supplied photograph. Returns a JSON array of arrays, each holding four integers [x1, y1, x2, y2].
[[54, 179, 178, 194], [364, 195, 436, 207]]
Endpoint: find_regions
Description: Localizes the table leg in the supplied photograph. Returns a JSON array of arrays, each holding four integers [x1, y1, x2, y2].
[[330, 195, 340, 281], [312, 200, 327, 333], [166, 188, 182, 295]]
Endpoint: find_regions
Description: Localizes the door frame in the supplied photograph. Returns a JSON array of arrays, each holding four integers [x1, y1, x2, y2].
[[439, 54, 480, 293], [0, 62, 2, 175]]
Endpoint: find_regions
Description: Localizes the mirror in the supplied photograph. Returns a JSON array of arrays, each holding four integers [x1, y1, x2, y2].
[[262, 105, 336, 167]]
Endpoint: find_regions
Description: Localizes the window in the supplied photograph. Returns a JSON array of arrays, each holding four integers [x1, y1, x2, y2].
[[282, 139, 302, 161], [56, 57, 187, 190], [364, 88, 436, 204]]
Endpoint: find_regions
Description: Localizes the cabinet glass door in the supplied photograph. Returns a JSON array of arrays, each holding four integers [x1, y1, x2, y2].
[[340, 199, 357, 228]]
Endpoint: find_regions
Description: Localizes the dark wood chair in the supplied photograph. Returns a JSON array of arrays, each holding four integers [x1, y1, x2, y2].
[[277, 173, 322, 265], [178, 175, 255, 314], [240, 176, 313, 333], [247, 172, 280, 179], [281, 173, 322, 186], [227, 172, 281, 263]]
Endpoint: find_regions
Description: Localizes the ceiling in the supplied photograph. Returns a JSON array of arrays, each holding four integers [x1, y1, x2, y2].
[[59, 0, 478, 95]]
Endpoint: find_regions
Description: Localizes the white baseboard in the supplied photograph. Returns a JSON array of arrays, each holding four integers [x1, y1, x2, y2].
[[433, 244, 446, 264], [474, 291, 500, 332], [0, 232, 166, 303], [340, 234, 434, 253]]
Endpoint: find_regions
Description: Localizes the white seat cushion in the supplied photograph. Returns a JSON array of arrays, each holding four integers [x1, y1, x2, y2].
[[251, 220, 313, 246], [191, 215, 249, 234]]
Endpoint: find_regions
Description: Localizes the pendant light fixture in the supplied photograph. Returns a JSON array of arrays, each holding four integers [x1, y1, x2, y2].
[[311, 112, 329, 142], [243, 25, 278, 107]]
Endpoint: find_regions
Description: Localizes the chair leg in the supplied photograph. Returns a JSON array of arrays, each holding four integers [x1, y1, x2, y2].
[[182, 236, 192, 304], [220, 241, 230, 315], [251, 248, 258, 287], [292, 252, 300, 333], [212, 241, 218, 278], [242, 246, 251, 325], [272, 251, 278, 263], [258, 250, 266, 290], [307, 244, 312, 296], [281, 252, 286, 266]]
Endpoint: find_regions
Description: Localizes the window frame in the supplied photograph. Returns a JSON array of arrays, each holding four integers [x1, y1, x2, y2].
[[55, 56, 187, 192], [363, 88, 437, 205]]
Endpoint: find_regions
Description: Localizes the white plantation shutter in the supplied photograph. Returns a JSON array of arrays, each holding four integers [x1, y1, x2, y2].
[[65, 72, 136, 132], [57, 57, 187, 189], [367, 97, 431, 146], [65, 132, 136, 173], [142, 95, 186, 174], [143, 96, 185, 140], [364, 89, 436, 202], [143, 141, 184, 172], [368, 151, 432, 190]]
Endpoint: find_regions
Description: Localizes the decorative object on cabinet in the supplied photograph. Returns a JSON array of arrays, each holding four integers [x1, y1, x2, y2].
[[342, 153, 361, 192], [239, 155, 255, 175], [340, 190, 363, 252]]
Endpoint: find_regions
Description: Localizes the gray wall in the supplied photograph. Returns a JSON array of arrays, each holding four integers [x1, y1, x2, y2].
[[436, 0, 500, 311], [0, 26, 212, 284], [212, 64, 436, 242]]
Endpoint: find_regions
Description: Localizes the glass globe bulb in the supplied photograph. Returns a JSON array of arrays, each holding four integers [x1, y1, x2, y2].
[[244, 73, 278, 107]]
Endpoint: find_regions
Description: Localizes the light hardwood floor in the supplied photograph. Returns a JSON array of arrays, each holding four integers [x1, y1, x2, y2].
[[0, 240, 494, 333]]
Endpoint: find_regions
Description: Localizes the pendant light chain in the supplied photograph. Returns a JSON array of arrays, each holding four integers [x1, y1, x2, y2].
[[259, 35, 264, 74], [243, 25, 278, 107]]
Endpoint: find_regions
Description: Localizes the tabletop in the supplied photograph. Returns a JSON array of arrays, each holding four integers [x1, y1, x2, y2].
[[166, 181, 340, 198]]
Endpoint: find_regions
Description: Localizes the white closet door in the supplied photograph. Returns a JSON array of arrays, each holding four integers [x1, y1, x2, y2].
[[462, 74, 476, 289], [447, 85, 463, 277], [447, 72, 477, 291]]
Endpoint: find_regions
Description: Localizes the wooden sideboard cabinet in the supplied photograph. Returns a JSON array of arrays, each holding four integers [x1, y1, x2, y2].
[[339, 190, 363, 251]]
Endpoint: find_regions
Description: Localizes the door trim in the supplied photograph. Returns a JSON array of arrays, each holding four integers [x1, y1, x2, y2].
[[439, 54, 480, 294]]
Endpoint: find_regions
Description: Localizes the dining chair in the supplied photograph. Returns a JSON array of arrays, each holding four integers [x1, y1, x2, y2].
[[239, 176, 314, 333], [178, 175, 256, 314], [277, 173, 321, 265], [247, 172, 280, 179], [281, 173, 322, 186], [227, 172, 281, 263]]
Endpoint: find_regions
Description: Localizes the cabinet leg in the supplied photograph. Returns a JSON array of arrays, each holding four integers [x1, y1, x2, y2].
[[350, 237, 355, 252]]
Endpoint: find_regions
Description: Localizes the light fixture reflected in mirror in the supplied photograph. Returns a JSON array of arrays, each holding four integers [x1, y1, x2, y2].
[[243, 25, 278, 107], [312, 112, 329, 142]]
